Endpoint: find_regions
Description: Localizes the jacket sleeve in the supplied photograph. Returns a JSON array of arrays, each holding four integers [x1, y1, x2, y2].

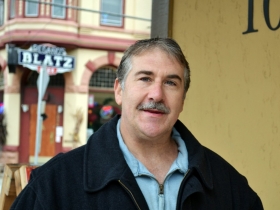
[[10, 186, 44, 210]]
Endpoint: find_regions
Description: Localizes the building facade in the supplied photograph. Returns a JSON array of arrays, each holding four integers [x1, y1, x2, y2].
[[0, 0, 151, 164]]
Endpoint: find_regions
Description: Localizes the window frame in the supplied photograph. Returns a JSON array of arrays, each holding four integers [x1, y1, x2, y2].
[[10, 0, 16, 18], [100, 0, 124, 27], [0, 0, 4, 25], [51, 0, 66, 19], [25, 0, 39, 17], [89, 66, 117, 89]]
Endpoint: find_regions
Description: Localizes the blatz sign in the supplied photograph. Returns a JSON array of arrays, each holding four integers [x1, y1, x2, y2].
[[18, 44, 75, 75]]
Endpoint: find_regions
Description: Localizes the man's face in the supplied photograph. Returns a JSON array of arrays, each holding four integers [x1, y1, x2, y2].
[[114, 48, 185, 140]]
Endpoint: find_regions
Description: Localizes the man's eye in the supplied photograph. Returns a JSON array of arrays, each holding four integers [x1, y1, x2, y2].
[[140, 77, 151, 82], [165, 80, 176, 86]]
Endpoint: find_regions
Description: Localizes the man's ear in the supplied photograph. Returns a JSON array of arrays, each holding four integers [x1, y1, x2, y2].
[[180, 99, 184, 112], [114, 78, 122, 105]]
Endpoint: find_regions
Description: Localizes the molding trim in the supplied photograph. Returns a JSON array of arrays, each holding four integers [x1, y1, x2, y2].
[[2, 145, 19, 152], [0, 28, 138, 51], [69, 52, 121, 94]]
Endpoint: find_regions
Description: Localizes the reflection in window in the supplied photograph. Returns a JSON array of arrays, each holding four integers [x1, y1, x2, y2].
[[25, 0, 39, 17], [88, 66, 120, 135], [88, 95, 121, 135], [0, 0, 4, 25], [10, 0, 15, 18], [52, 0, 66, 19], [100, 0, 123, 27]]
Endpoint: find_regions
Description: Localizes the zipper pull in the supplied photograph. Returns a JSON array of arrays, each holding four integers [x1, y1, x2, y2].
[[159, 184, 164, 194]]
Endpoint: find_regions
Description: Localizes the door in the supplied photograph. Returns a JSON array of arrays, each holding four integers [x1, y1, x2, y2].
[[29, 104, 57, 158]]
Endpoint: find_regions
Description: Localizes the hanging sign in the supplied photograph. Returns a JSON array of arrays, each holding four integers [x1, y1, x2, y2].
[[18, 44, 75, 75]]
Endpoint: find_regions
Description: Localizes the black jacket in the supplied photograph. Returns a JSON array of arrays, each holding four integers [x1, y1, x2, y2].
[[11, 115, 263, 209]]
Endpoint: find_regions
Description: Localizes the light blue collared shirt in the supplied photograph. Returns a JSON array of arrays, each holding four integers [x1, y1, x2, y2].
[[117, 119, 188, 210]]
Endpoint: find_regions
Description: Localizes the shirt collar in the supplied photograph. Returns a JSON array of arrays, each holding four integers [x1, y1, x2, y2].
[[117, 119, 189, 177]]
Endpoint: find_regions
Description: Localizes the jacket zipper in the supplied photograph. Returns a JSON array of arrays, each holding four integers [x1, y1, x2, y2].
[[176, 169, 191, 210], [118, 180, 141, 210], [157, 169, 178, 195]]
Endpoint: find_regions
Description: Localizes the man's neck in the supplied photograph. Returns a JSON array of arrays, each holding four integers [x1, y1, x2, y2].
[[122, 134, 179, 184]]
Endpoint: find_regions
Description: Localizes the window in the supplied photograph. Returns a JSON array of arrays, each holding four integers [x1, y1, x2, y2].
[[10, 0, 15, 18], [89, 66, 116, 88], [0, 0, 4, 25], [0, 71, 4, 88], [25, 0, 39, 17], [52, 0, 66, 19], [100, 0, 123, 27]]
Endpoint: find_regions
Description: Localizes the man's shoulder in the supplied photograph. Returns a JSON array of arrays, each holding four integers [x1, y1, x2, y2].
[[203, 146, 240, 171], [202, 146, 250, 185], [30, 145, 86, 182]]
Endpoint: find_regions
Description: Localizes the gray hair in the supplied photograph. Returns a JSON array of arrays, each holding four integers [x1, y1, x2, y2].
[[116, 37, 191, 98]]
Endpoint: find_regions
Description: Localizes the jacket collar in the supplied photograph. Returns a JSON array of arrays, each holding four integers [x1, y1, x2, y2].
[[83, 115, 213, 192], [83, 115, 149, 209], [83, 115, 132, 192], [174, 120, 213, 190]]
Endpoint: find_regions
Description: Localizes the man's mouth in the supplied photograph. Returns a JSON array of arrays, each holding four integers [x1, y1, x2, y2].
[[143, 109, 165, 114]]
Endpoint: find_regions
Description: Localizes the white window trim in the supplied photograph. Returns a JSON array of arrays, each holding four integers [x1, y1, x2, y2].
[[25, 0, 39, 17], [51, 0, 66, 19]]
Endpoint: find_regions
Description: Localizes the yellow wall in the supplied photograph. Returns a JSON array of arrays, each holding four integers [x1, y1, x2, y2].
[[173, 0, 280, 209], [63, 92, 88, 148], [4, 93, 20, 146]]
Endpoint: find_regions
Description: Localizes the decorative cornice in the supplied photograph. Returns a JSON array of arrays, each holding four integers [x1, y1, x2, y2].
[[0, 29, 136, 51]]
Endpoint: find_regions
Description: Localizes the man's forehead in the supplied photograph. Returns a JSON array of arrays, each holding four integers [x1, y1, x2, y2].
[[132, 47, 167, 57], [130, 49, 184, 72], [131, 48, 179, 65]]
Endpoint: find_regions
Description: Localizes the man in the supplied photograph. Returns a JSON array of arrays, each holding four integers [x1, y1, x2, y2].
[[11, 38, 263, 209]]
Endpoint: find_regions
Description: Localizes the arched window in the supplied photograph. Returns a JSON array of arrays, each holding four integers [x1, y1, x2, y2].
[[89, 66, 116, 89]]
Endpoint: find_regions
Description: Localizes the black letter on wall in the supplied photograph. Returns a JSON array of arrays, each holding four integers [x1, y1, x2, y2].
[[263, 0, 280, 31], [243, 0, 258, 34]]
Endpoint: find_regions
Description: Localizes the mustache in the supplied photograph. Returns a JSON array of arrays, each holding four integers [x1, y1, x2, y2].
[[137, 101, 170, 114]]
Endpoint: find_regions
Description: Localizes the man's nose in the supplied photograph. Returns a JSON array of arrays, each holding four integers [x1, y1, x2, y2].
[[148, 82, 164, 102]]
